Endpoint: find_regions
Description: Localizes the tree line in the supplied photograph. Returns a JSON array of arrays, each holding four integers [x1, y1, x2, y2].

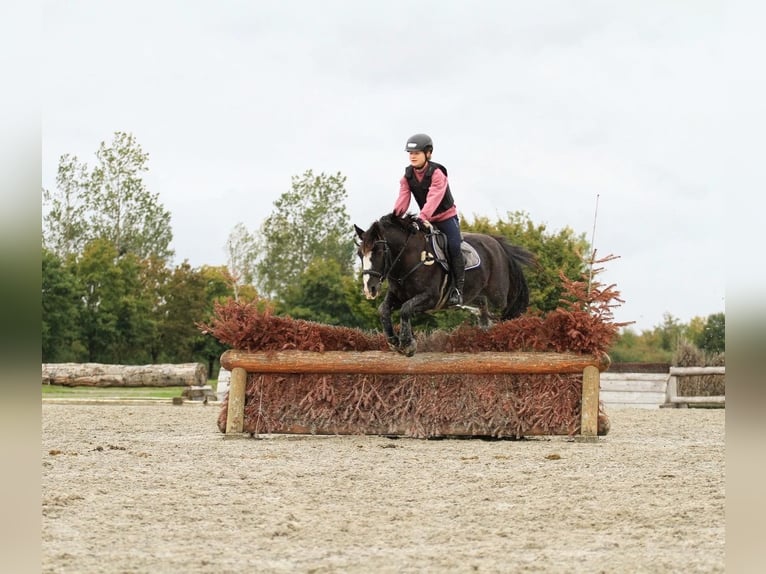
[[42, 132, 724, 372]]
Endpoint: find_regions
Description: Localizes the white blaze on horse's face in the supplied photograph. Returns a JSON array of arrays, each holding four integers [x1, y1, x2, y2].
[[361, 251, 377, 299]]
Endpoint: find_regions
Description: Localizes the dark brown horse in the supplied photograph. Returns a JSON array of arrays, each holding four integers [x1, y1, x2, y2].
[[354, 213, 535, 356]]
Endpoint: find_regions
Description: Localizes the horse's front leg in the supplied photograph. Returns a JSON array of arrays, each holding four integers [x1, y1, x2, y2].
[[378, 293, 401, 351], [398, 293, 438, 357]]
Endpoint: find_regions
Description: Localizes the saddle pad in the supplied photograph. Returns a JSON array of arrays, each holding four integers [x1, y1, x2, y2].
[[461, 242, 481, 269], [431, 235, 481, 270]]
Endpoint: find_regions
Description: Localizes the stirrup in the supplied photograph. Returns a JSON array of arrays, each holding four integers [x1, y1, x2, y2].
[[447, 289, 463, 306]]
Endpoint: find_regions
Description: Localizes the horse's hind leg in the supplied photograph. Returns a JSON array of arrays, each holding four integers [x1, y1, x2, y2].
[[477, 296, 493, 329]]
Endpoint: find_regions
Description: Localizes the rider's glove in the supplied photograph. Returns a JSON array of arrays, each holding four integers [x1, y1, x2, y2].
[[416, 218, 432, 231]]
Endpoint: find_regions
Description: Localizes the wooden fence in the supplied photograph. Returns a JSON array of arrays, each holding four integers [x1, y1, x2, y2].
[[599, 367, 725, 408], [665, 366, 726, 407], [219, 350, 609, 440]]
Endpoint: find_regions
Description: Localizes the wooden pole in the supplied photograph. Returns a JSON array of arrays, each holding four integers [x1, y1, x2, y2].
[[668, 366, 725, 376], [220, 350, 609, 375], [577, 365, 600, 442], [225, 367, 247, 434]]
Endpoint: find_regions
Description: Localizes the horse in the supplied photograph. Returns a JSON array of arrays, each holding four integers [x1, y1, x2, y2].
[[354, 212, 536, 356]]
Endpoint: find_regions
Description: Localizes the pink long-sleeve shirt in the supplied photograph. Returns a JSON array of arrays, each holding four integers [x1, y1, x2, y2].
[[393, 163, 457, 223]]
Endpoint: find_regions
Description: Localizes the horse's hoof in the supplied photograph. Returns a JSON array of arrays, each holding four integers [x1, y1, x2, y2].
[[400, 342, 417, 357], [387, 337, 400, 352]]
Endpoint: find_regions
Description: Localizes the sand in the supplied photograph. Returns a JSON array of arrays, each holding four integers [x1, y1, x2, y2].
[[42, 402, 724, 573]]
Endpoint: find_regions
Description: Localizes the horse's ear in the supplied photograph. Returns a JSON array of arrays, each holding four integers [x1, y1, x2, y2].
[[354, 224, 366, 240]]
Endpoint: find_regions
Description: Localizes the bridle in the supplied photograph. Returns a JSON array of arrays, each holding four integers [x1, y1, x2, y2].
[[361, 228, 425, 286]]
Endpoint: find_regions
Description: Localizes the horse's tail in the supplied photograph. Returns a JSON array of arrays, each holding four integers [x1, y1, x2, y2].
[[492, 236, 536, 320]]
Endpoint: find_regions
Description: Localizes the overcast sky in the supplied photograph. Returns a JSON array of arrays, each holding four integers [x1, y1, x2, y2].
[[43, 1, 761, 332]]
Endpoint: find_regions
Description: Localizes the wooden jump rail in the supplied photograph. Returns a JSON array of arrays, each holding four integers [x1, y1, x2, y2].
[[220, 350, 610, 440], [665, 366, 725, 407]]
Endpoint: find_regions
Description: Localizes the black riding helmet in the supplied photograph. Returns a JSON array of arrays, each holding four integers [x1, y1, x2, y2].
[[405, 133, 433, 153]]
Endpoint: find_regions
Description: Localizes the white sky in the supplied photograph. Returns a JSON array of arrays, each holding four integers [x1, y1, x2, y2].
[[42, 1, 761, 332]]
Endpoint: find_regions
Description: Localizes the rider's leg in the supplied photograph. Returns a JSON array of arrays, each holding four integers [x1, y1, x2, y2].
[[447, 250, 465, 305], [434, 216, 465, 306]]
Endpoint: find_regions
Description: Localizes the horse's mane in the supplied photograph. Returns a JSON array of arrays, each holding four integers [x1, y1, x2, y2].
[[380, 212, 418, 231], [361, 213, 417, 251]]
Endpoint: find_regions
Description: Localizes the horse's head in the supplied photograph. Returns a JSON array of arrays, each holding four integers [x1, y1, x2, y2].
[[355, 220, 387, 299], [354, 213, 418, 299]]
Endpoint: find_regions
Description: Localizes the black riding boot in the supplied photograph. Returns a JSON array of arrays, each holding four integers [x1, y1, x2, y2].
[[447, 251, 466, 306]]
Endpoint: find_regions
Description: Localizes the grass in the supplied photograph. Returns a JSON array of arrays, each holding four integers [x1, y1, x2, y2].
[[42, 380, 218, 399]]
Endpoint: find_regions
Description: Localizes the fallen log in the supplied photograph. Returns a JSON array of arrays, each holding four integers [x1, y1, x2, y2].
[[42, 363, 208, 387]]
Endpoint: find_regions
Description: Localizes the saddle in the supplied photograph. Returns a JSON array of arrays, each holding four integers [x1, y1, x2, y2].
[[422, 229, 480, 271]]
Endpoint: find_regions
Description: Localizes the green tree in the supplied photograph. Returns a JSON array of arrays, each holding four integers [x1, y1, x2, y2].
[[113, 253, 157, 362], [139, 255, 172, 363], [43, 132, 174, 262], [278, 258, 379, 329], [462, 211, 590, 312], [607, 327, 672, 363], [255, 170, 355, 300], [75, 239, 155, 362], [656, 313, 685, 352], [695, 312, 725, 354], [42, 155, 90, 259], [156, 261, 210, 362], [608, 312, 726, 363], [194, 265, 236, 376], [76, 239, 123, 361], [88, 132, 173, 261], [684, 316, 707, 349], [42, 248, 84, 361]]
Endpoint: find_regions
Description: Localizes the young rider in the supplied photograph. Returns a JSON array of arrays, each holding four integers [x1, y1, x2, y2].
[[393, 133, 465, 306]]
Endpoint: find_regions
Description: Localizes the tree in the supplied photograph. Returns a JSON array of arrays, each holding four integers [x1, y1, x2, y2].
[[255, 170, 356, 300], [42, 154, 90, 258], [194, 265, 236, 376], [224, 222, 258, 301], [607, 327, 672, 363], [608, 311, 726, 363], [156, 261, 211, 362], [88, 132, 173, 261], [76, 240, 122, 361], [111, 252, 157, 363], [75, 239, 155, 362], [42, 248, 84, 361], [656, 313, 685, 352], [278, 258, 379, 328], [139, 255, 172, 363], [43, 132, 174, 262], [695, 312, 725, 354]]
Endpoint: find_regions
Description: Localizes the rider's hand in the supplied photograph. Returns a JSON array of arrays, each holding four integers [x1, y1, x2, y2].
[[417, 218, 432, 231]]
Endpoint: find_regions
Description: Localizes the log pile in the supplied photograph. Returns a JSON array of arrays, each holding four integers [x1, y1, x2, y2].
[[42, 363, 208, 387]]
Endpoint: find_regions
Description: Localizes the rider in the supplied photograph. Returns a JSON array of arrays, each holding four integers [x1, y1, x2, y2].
[[393, 133, 465, 306]]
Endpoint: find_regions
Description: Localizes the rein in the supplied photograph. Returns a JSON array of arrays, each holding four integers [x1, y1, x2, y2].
[[362, 228, 427, 286]]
